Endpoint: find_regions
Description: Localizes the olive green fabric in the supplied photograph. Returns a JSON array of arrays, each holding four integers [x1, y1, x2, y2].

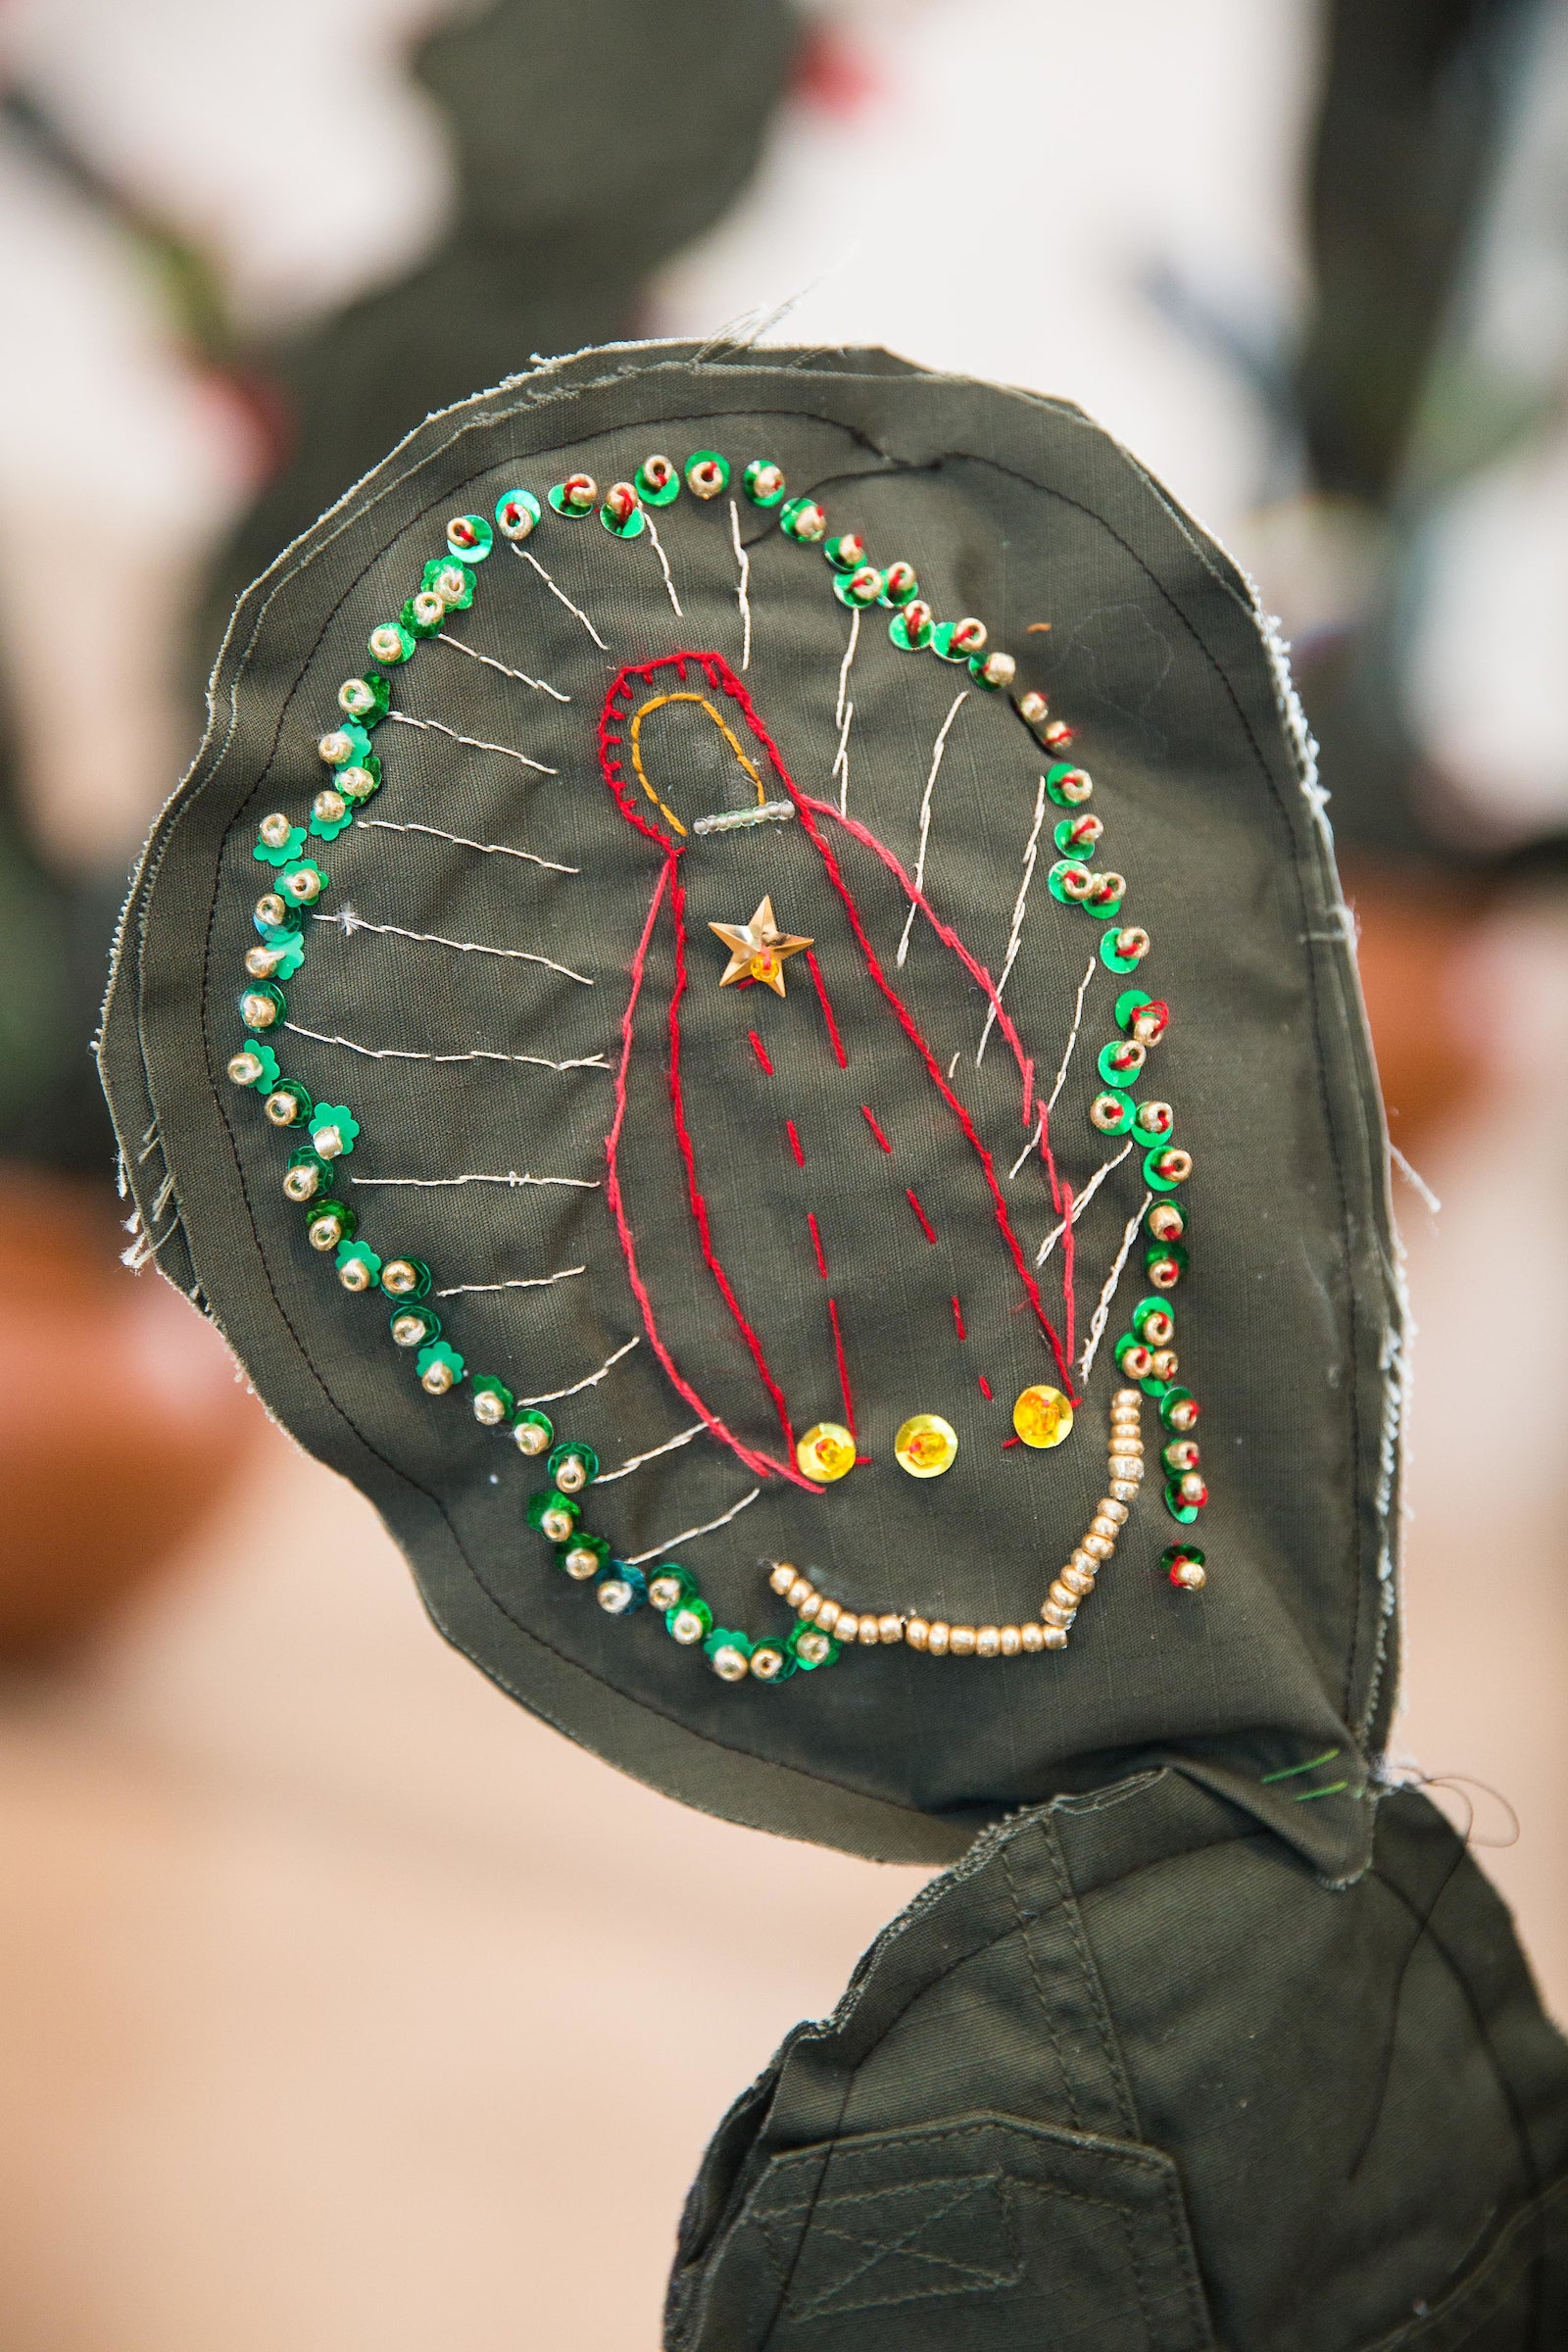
[[102, 342, 1398, 1874], [668, 1774, 1568, 2349]]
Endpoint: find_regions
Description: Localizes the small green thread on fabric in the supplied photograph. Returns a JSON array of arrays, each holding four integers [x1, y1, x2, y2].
[[1294, 1781, 1351, 1803], [1261, 1748, 1342, 1784]]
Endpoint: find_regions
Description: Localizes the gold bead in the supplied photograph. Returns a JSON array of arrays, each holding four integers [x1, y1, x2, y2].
[[836, 1612, 860, 1643], [1042, 1599, 1075, 1629], [390, 1313, 427, 1348], [1113, 1387, 1140, 1408], [313, 788, 347, 827], [513, 1418, 549, 1453], [1020, 1623, 1045, 1653], [1042, 1624, 1069, 1650], [1151, 1349, 1179, 1381], [1050, 1579, 1080, 1610], [669, 1606, 708, 1646], [894, 1412, 958, 1478], [768, 1562, 797, 1595], [1099, 1498, 1130, 1525], [975, 1627, 1002, 1658], [259, 811, 293, 848], [307, 1213, 341, 1251], [949, 1626, 978, 1657], [226, 1050, 265, 1085], [815, 1599, 842, 1633], [381, 1260, 420, 1297], [1172, 1558, 1207, 1592], [473, 1390, 508, 1426], [282, 866, 322, 905], [795, 1628, 833, 1666], [1011, 1385, 1074, 1449], [906, 1617, 930, 1651], [857, 1615, 880, 1646], [1082, 1534, 1113, 1561], [926, 1620, 951, 1656], [240, 991, 278, 1029], [562, 1544, 600, 1581], [1060, 1566, 1095, 1598], [1089, 1515, 1120, 1544], [338, 1255, 372, 1293], [999, 1626, 1022, 1657], [255, 893, 288, 929], [796, 1422, 857, 1483], [1109, 1456, 1144, 1482], [420, 1360, 455, 1396], [710, 1643, 751, 1684], [264, 1090, 302, 1127], [797, 1593, 823, 1622], [245, 943, 283, 979], [786, 1576, 814, 1610], [878, 1614, 904, 1644], [1109, 1480, 1139, 1503], [282, 1164, 319, 1202]]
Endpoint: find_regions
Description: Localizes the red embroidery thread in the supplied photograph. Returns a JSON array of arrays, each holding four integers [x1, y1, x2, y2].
[[785, 1119, 806, 1167], [827, 1296, 858, 1439], [859, 1104, 893, 1153], [747, 1029, 774, 1075], [805, 948, 849, 1068], [808, 1211, 828, 1280], [951, 1294, 966, 1341], [906, 1187, 938, 1244]]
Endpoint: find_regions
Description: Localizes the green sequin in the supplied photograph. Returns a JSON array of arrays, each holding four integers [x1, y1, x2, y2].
[[635, 457, 680, 506], [1045, 761, 1091, 808], [401, 595, 445, 641], [1101, 930, 1146, 974], [511, 1407, 554, 1454], [744, 460, 787, 507], [337, 672, 390, 725], [446, 514, 494, 563], [421, 557, 475, 608], [1159, 1387, 1199, 1431], [889, 605, 933, 651], [308, 1103, 359, 1159], [263, 1079, 312, 1127], [254, 822, 307, 869], [230, 1041, 279, 1090], [548, 1440, 600, 1487], [368, 621, 416, 667], [747, 1642, 794, 1684], [1048, 859, 1092, 906], [1115, 988, 1152, 1031], [416, 1339, 466, 1393], [387, 1303, 441, 1348], [1097, 1041, 1142, 1088], [1163, 1484, 1200, 1525], [1144, 1147, 1188, 1192], [495, 489, 542, 539], [832, 564, 883, 607], [240, 981, 286, 1031], [335, 1239, 382, 1290], [683, 451, 730, 498], [786, 1621, 841, 1671]]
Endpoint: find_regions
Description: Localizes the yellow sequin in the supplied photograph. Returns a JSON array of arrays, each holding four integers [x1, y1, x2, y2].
[[1012, 1385, 1074, 1448], [894, 1413, 958, 1478], [796, 1423, 857, 1484]]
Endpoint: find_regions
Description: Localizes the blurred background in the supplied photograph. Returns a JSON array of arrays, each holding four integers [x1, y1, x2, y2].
[[0, 0, 1564, 2342]]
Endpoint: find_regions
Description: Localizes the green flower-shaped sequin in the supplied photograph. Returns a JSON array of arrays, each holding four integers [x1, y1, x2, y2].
[[309, 802, 355, 843], [309, 1103, 359, 1157], [254, 824, 307, 868], [266, 930, 306, 979], [416, 1339, 466, 1389]]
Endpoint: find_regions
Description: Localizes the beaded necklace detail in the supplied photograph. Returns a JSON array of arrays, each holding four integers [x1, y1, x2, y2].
[[223, 453, 1208, 1690]]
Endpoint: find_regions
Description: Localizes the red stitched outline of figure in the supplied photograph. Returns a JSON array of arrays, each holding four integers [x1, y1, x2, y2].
[[598, 650, 1079, 1493]]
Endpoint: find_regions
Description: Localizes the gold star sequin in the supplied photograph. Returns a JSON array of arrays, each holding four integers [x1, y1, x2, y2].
[[709, 896, 813, 998]]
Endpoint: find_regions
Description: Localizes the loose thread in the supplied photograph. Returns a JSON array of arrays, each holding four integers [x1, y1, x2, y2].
[[433, 632, 569, 701], [361, 816, 576, 874], [859, 1104, 893, 1153], [284, 1021, 607, 1073], [435, 1264, 586, 1298], [827, 1296, 858, 1438], [644, 514, 684, 617], [952, 1295, 966, 1341], [1391, 1145, 1442, 1215], [895, 692, 968, 969], [727, 500, 752, 669], [906, 1187, 937, 1244], [594, 1420, 705, 1484], [314, 909, 592, 987], [785, 1119, 805, 1167], [514, 544, 609, 649], [603, 859, 808, 1489], [1261, 1748, 1344, 1785], [623, 1487, 761, 1568], [808, 1211, 828, 1279], [1076, 1192, 1152, 1381], [1036, 1141, 1135, 1265], [384, 709, 556, 776], [515, 1335, 639, 1408], [747, 1029, 774, 1076], [978, 773, 1048, 1064], [805, 949, 848, 1067]]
